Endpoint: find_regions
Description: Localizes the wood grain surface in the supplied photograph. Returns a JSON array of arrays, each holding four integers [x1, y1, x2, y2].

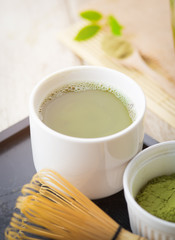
[[0, 0, 175, 142], [0, 0, 83, 131]]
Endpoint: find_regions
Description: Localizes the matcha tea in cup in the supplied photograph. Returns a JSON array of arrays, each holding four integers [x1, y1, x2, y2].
[[39, 81, 133, 138], [29, 66, 145, 199]]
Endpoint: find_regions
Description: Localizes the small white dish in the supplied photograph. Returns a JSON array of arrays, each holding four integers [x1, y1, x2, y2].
[[123, 141, 175, 240]]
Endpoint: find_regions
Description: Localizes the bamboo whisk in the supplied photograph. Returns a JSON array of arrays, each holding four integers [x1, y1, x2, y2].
[[5, 169, 147, 240]]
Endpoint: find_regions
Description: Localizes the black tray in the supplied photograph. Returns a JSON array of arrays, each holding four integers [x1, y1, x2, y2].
[[0, 118, 158, 239]]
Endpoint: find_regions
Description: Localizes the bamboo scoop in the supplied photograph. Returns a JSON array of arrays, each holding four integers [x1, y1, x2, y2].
[[101, 34, 175, 98], [5, 169, 147, 240]]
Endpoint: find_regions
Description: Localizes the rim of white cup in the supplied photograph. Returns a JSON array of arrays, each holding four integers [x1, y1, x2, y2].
[[29, 66, 146, 143], [123, 140, 175, 229]]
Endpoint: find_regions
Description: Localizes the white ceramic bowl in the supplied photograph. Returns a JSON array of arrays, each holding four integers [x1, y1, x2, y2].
[[123, 141, 175, 240]]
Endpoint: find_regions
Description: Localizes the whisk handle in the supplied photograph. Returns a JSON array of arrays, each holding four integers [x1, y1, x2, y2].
[[112, 226, 148, 240], [112, 225, 122, 239]]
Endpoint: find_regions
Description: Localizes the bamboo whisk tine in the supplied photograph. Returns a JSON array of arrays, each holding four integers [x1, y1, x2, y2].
[[5, 169, 147, 240]]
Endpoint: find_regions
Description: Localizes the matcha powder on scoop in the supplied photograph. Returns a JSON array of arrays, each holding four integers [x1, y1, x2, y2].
[[136, 173, 175, 223]]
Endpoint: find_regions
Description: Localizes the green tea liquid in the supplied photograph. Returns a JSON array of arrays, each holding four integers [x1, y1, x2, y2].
[[40, 84, 133, 138]]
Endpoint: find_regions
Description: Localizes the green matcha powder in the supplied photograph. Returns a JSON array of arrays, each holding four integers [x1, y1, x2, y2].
[[136, 173, 175, 223]]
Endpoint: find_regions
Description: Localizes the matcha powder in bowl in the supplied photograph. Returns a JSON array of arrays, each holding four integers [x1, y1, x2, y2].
[[123, 141, 175, 240], [136, 173, 175, 223]]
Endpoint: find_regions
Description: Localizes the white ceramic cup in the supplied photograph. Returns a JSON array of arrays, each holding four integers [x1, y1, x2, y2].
[[29, 66, 146, 199]]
